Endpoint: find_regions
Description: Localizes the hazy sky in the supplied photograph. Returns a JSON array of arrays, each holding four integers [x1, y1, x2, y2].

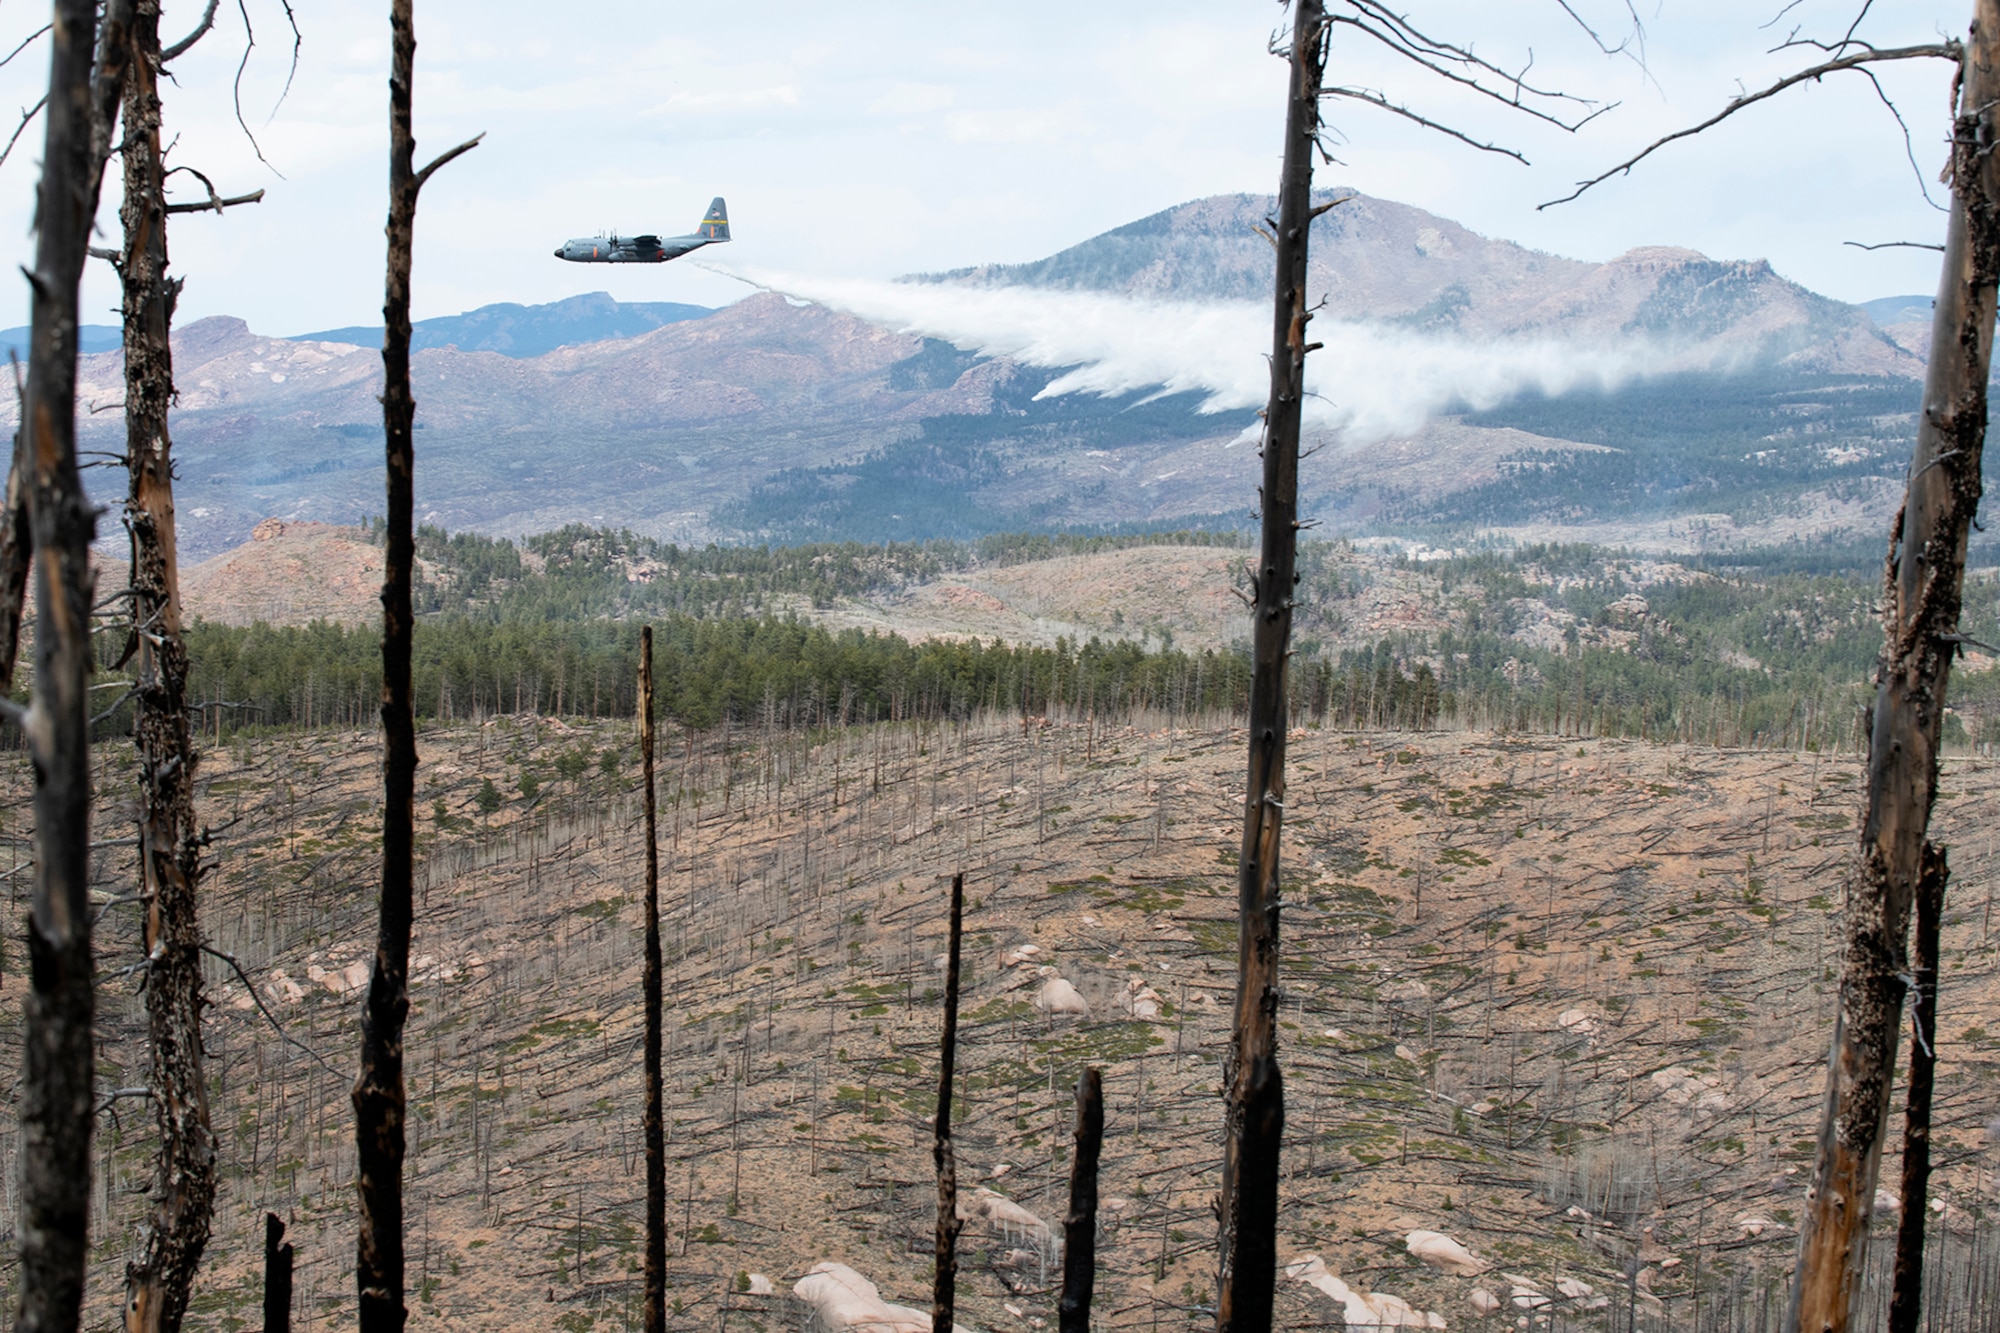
[[0, 0, 1962, 335]]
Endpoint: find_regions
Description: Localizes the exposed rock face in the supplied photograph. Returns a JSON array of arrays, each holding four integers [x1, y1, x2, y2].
[[180, 522, 384, 627]]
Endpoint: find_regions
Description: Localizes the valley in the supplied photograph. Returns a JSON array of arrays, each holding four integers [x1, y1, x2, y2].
[[5, 717, 1997, 1330]]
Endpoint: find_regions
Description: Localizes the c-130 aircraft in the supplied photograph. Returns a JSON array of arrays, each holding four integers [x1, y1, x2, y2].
[[553, 197, 729, 264]]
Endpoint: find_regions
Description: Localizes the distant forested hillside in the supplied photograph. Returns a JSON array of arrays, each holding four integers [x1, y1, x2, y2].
[[50, 526, 1991, 757], [291, 292, 712, 357], [1426, 373, 1924, 528], [723, 375, 1255, 544]]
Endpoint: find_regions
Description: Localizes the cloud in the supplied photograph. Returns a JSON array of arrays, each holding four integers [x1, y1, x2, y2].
[[713, 265, 1656, 442]]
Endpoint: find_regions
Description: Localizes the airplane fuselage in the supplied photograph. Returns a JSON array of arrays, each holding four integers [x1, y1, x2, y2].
[[555, 197, 730, 265], [553, 233, 712, 264]]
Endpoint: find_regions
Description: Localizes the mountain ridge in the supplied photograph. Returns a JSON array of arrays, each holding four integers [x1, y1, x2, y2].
[[912, 189, 1916, 379], [25, 190, 1935, 558], [288, 290, 713, 358]]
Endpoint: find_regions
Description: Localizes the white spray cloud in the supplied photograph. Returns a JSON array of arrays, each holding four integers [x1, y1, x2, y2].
[[711, 265, 1663, 444]]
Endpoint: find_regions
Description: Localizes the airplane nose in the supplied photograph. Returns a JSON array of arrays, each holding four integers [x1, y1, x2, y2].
[[553, 248, 563, 257]]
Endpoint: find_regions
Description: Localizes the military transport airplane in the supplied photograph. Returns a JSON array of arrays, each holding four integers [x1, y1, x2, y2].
[[553, 197, 729, 264]]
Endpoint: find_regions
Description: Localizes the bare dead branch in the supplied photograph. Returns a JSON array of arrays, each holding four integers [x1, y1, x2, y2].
[[1857, 64, 1948, 210], [94, 1087, 153, 1117], [1329, 1, 1612, 130], [200, 945, 338, 1075], [1845, 239, 1946, 252], [1760, 1, 1808, 30], [0, 24, 51, 71], [1554, 0, 1646, 63], [1541, 41, 1960, 208], [412, 132, 484, 192], [270, 0, 302, 118], [229, 0, 278, 175], [164, 190, 261, 214], [161, 0, 220, 63], [0, 94, 49, 172], [1323, 87, 1533, 162], [1773, 0, 1882, 61], [162, 162, 264, 215], [87, 686, 134, 727]]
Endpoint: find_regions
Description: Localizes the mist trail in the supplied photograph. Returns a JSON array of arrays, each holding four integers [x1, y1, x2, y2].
[[713, 265, 1665, 444]]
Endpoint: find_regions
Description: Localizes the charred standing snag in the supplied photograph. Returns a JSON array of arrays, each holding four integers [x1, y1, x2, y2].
[[640, 628, 665, 1333], [261, 1214, 293, 1333], [0, 448, 28, 689], [1060, 1068, 1104, 1333], [116, 0, 247, 1324], [10, 3, 133, 1332], [1887, 846, 1947, 1333], [1788, 8, 2000, 1330], [1216, 2, 1326, 1328], [931, 873, 965, 1333], [353, 4, 480, 1329]]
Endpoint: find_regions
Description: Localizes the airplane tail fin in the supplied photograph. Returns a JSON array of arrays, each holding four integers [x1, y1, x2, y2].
[[698, 197, 730, 243]]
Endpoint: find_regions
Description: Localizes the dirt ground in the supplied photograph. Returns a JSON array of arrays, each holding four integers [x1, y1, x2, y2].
[[1, 716, 1997, 1331]]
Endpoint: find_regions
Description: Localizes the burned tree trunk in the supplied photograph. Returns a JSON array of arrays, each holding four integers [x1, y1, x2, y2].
[[353, 5, 478, 1329], [640, 627, 665, 1333], [355, 13, 419, 1318], [261, 1214, 293, 1333], [11, 4, 132, 1332], [931, 873, 965, 1333], [1059, 1067, 1104, 1333], [1216, 3, 1326, 1330], [1887, 846, 1947, 1333], [118, 6, 216, 1329], [0, 452, 28, 689], [1788, 8, 2000, 1330]]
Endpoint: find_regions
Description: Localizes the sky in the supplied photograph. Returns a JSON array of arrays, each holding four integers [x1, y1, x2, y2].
[[0, 0, 1964, 336]]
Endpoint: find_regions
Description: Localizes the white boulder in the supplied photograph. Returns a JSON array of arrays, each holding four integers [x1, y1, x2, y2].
[[1557, 1008, 1598, 1035], [794, 1263, 935, 1333], [1286, 1255, 1446, 1328], [1034, 977, 1089, 1018], [1407, 1230, 1488, 1277]]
